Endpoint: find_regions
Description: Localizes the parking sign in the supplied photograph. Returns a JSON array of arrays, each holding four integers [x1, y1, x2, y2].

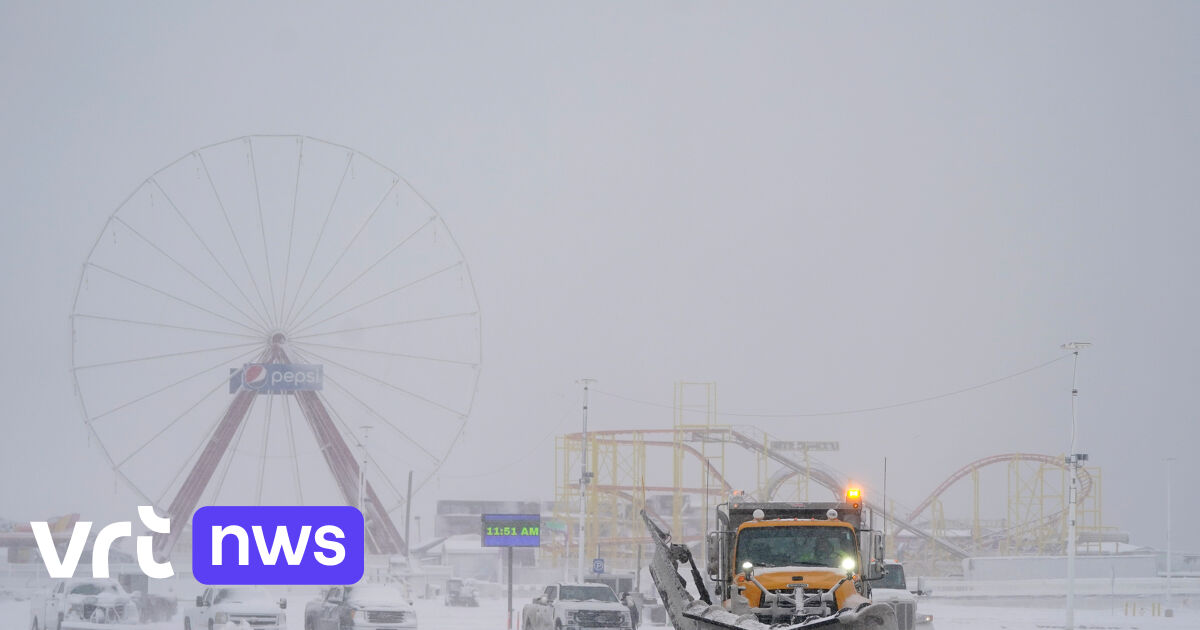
[[592, 558, 605, 574]]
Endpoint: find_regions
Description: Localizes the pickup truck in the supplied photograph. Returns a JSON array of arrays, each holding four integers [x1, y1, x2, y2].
[[29, 578, 139, 628], [870, 563, 934, 630], [183, 586, 286, 630], [304, 583, 417, 630], [521, 583, 633, 630]]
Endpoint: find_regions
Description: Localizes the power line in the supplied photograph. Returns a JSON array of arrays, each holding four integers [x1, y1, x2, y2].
[[593, 354, 1071, 419]]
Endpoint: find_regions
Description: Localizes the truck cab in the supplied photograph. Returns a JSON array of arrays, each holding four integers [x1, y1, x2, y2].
[[707, 491, 886, 625]]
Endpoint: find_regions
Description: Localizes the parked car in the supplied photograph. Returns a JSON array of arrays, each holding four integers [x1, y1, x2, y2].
[[29, 578, 139, 628], [443, 578, 478, 607], [183, 586, 286, 630], [305, 583, 417, 630], [521, 583, 633, 630]]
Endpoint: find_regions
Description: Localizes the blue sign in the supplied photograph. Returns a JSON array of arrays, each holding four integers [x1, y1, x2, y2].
[[593, 558, 605, 574], [192, 506, 364, 585], [481, 514, 541, 547], [230, 363, 323, 394]]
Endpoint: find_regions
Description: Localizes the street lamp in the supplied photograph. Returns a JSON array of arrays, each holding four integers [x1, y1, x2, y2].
[[578, 379, 596, 583], [1166, 457, 1175, 611], [358, 425, 374, 514], [1061, 341, 1090, 630]]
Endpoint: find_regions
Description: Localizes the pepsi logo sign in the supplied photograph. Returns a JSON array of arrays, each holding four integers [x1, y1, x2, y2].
[[243, 364, 268, 390], [229, 363, 323, 394]]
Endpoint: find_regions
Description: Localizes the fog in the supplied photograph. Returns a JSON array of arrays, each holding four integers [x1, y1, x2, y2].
[[1, 2, 1197, 556]]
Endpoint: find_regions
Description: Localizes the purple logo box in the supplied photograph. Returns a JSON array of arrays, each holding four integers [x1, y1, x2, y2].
[[192, 506, 364, 585]]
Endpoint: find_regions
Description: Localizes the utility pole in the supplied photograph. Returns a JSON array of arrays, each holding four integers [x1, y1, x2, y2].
[[404, 470, 413, 560], [578, 379, 596, 583], [1166, 457, 1175, 611], [1062, 342, 1090, 630], [358, 425, 374, 515]]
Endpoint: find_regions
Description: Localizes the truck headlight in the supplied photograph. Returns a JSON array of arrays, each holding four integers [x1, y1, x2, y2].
[[566, 610, 580, 622], [214, 612, 228, 623]]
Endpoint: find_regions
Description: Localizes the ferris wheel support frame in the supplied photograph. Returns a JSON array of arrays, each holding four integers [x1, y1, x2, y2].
[[152, 337, 406, 559]]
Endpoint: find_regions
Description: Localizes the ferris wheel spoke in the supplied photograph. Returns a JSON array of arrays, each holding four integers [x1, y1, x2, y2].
[[310, 384, 410, 508], [415, 417, 469, 495], [287, 347, 423, 509], [278, 139, 305, 333], [282, 153, 353, 328], [290, 311, 478, 340], [291, 339, 477, 367], [110, 216, 271, 333], [246, 139, 280, 326], [115, 373, 232, 471], [150, 177, 273, 330], [290, 261, 462, 337], [287, 216, 435, 332], [295, 346, 469, 417], [72, 313, 260, 340], [74, 340, 261, 371], [281, 393, 304, 504], [284, 179, 400, 331], [256, 391, 275, 504], [204, 392, 260, 506], [84, 262, 263, 336], [88, 345, 261, 423], [196, 152, 277, 329], [318, 371, 440, 463]]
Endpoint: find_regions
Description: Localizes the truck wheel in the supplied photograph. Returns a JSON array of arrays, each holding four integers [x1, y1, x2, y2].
[[208, 620, 214, 630], [184, 617, 191, 630], [29, 617, 38, 630]]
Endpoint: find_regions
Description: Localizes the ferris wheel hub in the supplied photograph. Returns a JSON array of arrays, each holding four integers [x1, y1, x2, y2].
[[270, 332, 287, 347]]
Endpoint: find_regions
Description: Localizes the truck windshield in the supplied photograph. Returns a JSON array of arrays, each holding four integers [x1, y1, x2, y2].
[[215, 588, 272, 604], [560, 585, 618, 602], [70, 582, 122, 596], [736, 525, 857, 569], [876, 565, 906, 590]]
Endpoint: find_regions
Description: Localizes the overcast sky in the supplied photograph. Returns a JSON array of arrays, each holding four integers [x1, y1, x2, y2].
[[1, 2, 1197, 554]]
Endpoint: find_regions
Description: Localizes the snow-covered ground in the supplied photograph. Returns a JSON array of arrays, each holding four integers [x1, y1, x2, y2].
[[3, 594, 1197, 630]]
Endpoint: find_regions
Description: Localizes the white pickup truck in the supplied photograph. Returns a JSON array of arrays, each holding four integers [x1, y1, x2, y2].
[[29, 578, 139, 628], [870, 563, 934, 630], [521, 583, 633, 630], [182, 586, 287, 630]]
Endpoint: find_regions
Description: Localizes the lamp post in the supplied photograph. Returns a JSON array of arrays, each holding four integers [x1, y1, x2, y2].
[[1166, 457, 1175, 610], [1061, 342, 1090, 630], [578, 379, 596, 583], [358, 425, 374, 514]]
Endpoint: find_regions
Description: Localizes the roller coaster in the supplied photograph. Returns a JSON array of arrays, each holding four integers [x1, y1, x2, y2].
[[552, 423, 1106, 576]]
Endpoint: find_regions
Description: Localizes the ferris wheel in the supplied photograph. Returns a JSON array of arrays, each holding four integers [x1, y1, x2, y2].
[[70, 135, 481, 555]]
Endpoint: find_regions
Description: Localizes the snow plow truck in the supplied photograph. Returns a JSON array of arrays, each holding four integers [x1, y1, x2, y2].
[[642, 488, 897, 630]]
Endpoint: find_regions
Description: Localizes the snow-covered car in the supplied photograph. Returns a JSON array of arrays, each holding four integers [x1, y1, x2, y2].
[[522, 583, 633, 630], [29, 578, 139, 628], [183, 586, 286, 630], [871, 563, 933, 630], [305, 583, 417, 630]]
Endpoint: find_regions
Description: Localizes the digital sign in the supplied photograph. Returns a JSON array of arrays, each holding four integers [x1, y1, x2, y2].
[[481, 513, 541, 547]]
